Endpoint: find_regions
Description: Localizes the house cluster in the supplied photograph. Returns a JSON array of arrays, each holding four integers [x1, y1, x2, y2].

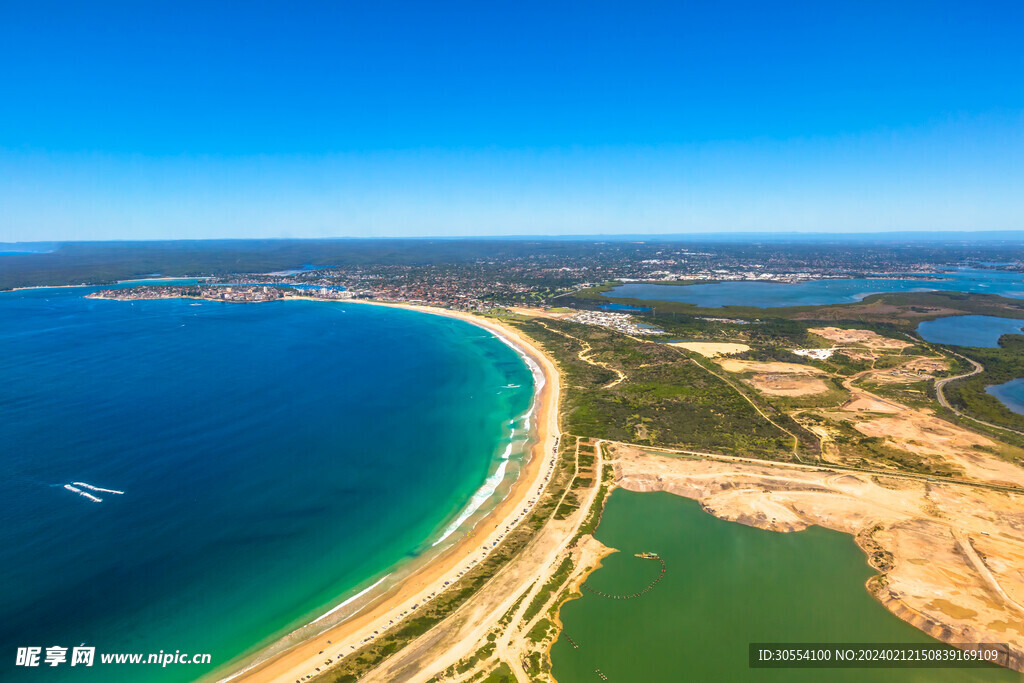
[[566, 310, 663, 335]]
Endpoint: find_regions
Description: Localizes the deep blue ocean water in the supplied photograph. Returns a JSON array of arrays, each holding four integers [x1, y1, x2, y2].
[[0, 287, 533, 682], [606, 268, 1024, 308], [916, 315, 1024, 348]]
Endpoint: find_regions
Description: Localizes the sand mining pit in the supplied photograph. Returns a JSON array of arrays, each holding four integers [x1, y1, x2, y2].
[[747, 373, 830, 396], [811, 326, 912, 350], [668, 341, 750, 358]]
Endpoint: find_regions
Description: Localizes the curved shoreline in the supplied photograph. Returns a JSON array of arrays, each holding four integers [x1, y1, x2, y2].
[[216, 301, 562, 683]]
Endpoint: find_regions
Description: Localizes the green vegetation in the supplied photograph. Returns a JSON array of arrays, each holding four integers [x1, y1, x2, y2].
[[821, 351, 872, 376], [569, 287, 1024, 329], [455, 642, 497, 674], [573, 461, 614, 542], [480, 662, 515, 683], [856, 378, 935, 410], [527, 618, 553, 643], [943, 336, 1024, 432], [505, 318, 795, 458], [524, 651, 544, 677], [522, 557, 574, 623]]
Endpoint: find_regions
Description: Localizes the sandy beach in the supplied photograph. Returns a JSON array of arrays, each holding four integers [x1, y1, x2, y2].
[[217, 301, 562, 683]]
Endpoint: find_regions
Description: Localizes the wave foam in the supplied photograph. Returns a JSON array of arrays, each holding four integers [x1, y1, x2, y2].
[[432, 458, 510, 547], [310, 575, 390, 625], [430, 330, 544, 547]]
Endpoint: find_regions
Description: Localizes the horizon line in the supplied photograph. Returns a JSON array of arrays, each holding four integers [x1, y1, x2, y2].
[[5, 229, 1024, 247]]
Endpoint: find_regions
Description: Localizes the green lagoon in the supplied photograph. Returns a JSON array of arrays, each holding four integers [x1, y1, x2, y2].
[[551, 490, 1016, 683]]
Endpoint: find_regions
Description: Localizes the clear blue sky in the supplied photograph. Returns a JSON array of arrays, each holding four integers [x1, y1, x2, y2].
[[1, 0, 1022, 240]]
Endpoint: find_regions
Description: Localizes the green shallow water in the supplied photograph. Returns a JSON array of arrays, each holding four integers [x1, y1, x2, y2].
[[551, 490, 1018, 683]]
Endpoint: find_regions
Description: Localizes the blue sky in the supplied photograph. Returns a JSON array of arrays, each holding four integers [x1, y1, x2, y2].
[[1, 1, 1022, 240]]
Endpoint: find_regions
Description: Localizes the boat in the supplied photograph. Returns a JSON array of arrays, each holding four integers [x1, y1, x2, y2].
[[634, 552, 659, 560]]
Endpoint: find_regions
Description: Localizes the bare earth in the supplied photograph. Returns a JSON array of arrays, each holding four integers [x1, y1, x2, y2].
[[667, 341, 750, 357], [810, 326, 913, 349], [611, 444, 1024, 672], [853, 414, 1024, 488], [716, 359, 825, 375], [219, 304, 562, 683], [748, 373, 830, 396]]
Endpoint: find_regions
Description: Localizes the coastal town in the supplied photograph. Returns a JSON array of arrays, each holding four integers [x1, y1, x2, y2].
[[564, 310, 663, 335], [61, 238, 1024, 317], [86, 284, 358, 304]]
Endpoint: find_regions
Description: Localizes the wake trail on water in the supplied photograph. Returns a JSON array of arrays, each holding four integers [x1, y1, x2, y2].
[[64, 484, 102, 503], [72, 482, 124, 494]]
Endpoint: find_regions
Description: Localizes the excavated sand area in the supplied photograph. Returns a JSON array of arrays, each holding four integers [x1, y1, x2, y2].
[[853, 413, 1024, 488], [716, 359, 824, 375], [811, 326, 913, 349], [668, 341, 750, 357], [747, 373, 830, 396]]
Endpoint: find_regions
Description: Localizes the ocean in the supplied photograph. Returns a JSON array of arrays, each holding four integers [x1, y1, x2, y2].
[[0, 287, 534, 682]]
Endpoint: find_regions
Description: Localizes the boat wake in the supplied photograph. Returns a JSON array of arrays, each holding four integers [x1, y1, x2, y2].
[[63, 482, 124, 502], [73, 482, 125, 495], [64, 484, 102, 503]]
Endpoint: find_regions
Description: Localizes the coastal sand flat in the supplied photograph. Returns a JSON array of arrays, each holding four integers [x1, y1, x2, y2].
[[841, 396, 903, 412], [747, 373, 830, 396], [716, 359, 824, 375], [611, 444, 1024, 671], [810, 326, 913, 349], [506, 306, 576, 319], [905, 357, 950, 373], [667, 341, 750, 357]]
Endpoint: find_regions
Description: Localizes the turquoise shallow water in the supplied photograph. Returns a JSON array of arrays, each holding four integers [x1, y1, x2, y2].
[[607, 268, 1024, 308], [0, 288, 533, 681], [552, 491, 1016, 683]]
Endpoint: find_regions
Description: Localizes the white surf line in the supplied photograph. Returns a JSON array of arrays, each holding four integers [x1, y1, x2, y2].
[[431, 422, 528, 548], [309, 575, 391, 625], [64, 484, 102, 503], [72, 483, 125, 493], [216, 575, 394, 683]]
